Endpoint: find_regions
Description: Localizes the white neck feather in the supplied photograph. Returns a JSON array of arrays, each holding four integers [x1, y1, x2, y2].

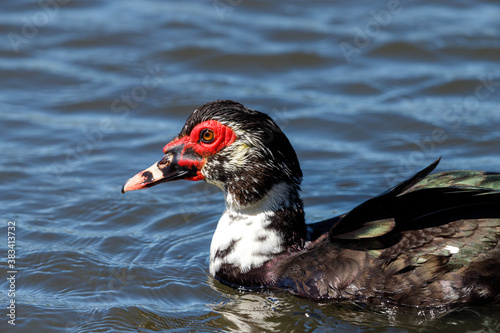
[[209, 182, 294, 276]]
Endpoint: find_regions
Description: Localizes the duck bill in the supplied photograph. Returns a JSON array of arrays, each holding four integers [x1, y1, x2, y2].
[[122, 146, 204, 193]]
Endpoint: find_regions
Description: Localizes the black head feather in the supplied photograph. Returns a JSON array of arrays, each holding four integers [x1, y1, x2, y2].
[[181, 100, 303, 206]]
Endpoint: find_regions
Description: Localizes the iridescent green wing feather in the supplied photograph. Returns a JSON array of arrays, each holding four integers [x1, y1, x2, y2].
[[412, 170, 500, 191]]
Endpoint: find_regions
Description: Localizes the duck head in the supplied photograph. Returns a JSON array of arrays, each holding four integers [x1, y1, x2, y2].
[[122, 100, 303, 209]]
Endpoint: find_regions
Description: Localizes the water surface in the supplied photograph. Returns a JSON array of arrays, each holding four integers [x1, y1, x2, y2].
[[1, 0, 500, 332]]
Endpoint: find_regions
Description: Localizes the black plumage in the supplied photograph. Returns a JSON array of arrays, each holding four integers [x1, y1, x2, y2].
[[123, 100, 500, 308], [271, 160, 500, 307]]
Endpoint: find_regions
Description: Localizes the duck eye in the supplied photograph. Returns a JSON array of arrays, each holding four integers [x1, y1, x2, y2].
[[200, 129, 215, 143]]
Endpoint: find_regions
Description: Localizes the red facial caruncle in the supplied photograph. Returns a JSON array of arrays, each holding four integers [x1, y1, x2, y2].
[[122, 120, 236, 192], [164, 120, 236, 156], [162, 120, 237, 181]]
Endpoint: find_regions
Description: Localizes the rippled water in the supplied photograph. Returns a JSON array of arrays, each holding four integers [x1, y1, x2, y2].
[[2, 0, 500, 332]]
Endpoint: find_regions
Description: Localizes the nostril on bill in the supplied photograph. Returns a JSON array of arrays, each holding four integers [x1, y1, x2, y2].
[[158, 153, 173, 168]]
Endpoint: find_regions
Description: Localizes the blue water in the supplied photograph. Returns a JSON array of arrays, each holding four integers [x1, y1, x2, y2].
[[1, 0, 500, 331]]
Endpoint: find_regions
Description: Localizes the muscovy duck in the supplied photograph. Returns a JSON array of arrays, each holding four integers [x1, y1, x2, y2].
[[122, 100, 500, 308]]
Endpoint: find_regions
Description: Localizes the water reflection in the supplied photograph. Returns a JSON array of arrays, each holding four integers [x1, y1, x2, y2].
[[209, 279, 284, 332], [209, 277, 500, 332]]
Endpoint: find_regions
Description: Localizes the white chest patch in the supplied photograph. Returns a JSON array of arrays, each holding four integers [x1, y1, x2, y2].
[[209, 182, 294, 276], [209, 210, 283, 276]]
